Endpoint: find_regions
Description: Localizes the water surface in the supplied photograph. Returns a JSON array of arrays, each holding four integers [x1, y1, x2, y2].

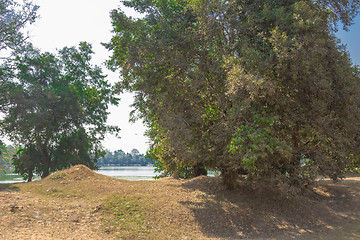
[[95, 165, 156, 181], [0, 165, 157, 183]]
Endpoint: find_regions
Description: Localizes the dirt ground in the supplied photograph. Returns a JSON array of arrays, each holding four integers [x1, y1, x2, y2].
[[0, 165, 359, 239]]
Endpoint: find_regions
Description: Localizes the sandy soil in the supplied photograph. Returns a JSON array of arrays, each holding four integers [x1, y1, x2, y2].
[[0, 165, 359, 239]]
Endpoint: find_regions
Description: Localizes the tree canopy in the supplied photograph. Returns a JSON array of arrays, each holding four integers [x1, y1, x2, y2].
[[106, 0, 360, 189], [0, 42, 120, 181], [0, 0, 39, 55], [0, 0, 38, 156]]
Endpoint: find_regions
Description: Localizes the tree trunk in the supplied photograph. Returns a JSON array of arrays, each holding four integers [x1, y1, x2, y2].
[[222, 168, 238, 190], [290, 123, 301, 174], [172, 168, 180, 179], [192, 163, 207, 177], [41, 168, 50, 179], [27, 169, 33, 182], [41, 154, 51, 179]]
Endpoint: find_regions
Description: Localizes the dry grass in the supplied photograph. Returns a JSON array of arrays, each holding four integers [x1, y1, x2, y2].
[[0, 165, 359, 239]]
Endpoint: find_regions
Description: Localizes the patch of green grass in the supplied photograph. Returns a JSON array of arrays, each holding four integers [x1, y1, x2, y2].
[[49, 173, 67, 180], [100, 196, 150, 239]]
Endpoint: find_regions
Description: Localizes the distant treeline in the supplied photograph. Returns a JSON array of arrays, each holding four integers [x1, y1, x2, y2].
[[97, 149, 153, 166], [1, 146, 153, 169]]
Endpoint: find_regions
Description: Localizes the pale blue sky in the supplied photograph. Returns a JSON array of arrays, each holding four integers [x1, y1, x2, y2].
[[337, 16, 360, 65]]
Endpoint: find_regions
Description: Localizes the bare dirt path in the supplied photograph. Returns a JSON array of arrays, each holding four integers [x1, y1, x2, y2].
[[0, 165, 359, 239]]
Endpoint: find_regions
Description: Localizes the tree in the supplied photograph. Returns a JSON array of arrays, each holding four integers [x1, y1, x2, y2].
[[106, 0, 360, 189], [0, 0, 38, 159], [0, 0, 39, 55], [0, 42, 120, 181], [130, 148, 140, 157]]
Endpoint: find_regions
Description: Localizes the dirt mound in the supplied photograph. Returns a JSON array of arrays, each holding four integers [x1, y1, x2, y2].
[[1, 171, 359, 239], [46, 165, 101, 181]]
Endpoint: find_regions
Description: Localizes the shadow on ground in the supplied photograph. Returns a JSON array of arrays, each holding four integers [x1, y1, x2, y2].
[[180, 176, 360, 240], [0, 183, 19, 192]]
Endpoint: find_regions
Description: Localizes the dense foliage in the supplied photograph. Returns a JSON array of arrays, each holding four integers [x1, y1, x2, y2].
[[0, 0, 38, 161], [0, 0, 39, 128], [0, 145, 16, 173], [97, 149, 153, 166], [0, 0, 38, 55], [106, 0, 360, 188], [0, 43, 120, 181]]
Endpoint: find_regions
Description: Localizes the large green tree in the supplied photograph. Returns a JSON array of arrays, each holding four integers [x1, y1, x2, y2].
[[106, 0, 360, 188], [0, 0, 38, 154], [0, 42, 119, 181]]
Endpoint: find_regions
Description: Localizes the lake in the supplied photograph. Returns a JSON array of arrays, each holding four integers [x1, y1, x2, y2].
[[0, 165, 157, 183], [96, 165, 157, 181]]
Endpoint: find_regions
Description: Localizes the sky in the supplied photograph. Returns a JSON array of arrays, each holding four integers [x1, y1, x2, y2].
[[11, 1, 360, 154], [337, 16, 360, 65]]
